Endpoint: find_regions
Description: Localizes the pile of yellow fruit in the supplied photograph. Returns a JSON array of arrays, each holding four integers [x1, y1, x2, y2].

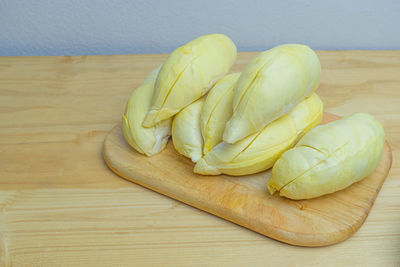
[[122, 34, 385, 200]]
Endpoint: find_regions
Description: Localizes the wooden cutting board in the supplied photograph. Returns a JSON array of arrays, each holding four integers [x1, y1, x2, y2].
[[102, 112, 392, 247]]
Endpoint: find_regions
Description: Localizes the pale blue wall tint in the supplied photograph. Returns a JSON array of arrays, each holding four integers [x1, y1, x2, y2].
[[0, 0, 399, 56]]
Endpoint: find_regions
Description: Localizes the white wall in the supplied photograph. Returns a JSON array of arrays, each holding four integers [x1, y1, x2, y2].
[[1, 0, 399, 56]]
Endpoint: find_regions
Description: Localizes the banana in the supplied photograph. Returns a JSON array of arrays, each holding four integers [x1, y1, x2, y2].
[[223, 44, 321, 144], [268, 113, 385, 200], [200, 73, 241, 154], [194, 93, 323, 176], [172, 98, 205, 162], [143, 34, 237, 127], [122, 65, 172, 156]]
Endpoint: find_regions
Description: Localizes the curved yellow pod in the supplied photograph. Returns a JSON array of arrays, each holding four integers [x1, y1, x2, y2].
[[172, 98, 205, 163], [194, 93, 323, 176], [223, 44, 321, 144], [200, 73, 241, 154], [143, 34, 237, 127], [122, 66, 172, 156], [268, 113, 385, 200]]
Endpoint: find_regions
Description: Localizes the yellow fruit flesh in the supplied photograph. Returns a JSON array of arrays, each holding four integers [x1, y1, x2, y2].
[[268, 113, 385, 200], [143, 34, 237, 127], [172, 98, 205, 162], [200, 73, 241, 154], [122, 65, 172, 156], [194, 93, 323, 176], [223, 44, 321, 144]]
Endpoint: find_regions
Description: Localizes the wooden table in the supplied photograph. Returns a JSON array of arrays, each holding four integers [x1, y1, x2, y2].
[[0, 51, 399, 266]]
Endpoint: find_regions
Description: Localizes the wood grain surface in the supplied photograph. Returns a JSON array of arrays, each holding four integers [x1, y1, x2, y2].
[[1, 52, 400, 266], [103, 112, 392, 247]]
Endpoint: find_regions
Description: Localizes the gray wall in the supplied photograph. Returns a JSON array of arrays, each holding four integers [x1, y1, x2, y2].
[[1, 0, 399, 56]]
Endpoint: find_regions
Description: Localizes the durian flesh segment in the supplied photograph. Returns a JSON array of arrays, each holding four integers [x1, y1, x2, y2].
[[194, 93, 323, 176], [268, 113, 385, 200], [122, 65, 172, 156], [223, 44, 321, 144], [200, 73, 241, 154], [143, 34, 237, 127], [172, 98, 205, 163]]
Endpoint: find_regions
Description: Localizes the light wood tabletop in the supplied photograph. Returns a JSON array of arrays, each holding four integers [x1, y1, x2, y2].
[[0, 51, 399, 266]]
